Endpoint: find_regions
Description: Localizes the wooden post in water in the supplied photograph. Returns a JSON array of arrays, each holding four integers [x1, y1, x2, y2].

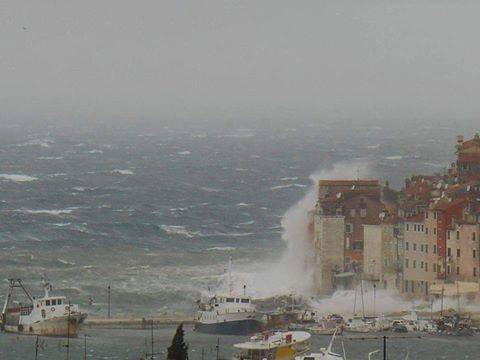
[[216, 337, 220, 360]]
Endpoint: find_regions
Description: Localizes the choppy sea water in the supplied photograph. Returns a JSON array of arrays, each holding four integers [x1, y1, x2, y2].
[[0, 325, 479, 359], [0, 122, 469, 318], [1, 122, 479, 358]]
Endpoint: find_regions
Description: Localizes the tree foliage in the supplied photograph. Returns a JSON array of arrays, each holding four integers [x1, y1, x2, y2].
[[167, 323, 189, 360]]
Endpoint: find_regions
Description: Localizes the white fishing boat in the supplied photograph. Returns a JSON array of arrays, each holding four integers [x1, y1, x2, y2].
[[1, 279, 87, 337], [194, 257, 263, 335], [234, 330, 311, 360]]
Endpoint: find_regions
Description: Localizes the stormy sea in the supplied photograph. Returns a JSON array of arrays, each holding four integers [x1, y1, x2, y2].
[[1, 121, 478, 358]]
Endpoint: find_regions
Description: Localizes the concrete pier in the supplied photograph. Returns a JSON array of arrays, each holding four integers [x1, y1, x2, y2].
[[84, 315, 194, 329]]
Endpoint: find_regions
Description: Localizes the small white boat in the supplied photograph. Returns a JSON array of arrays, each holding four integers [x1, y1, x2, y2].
[[234, 331, 311, 360]]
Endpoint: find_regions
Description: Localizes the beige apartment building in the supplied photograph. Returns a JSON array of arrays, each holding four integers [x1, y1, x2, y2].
[[363, 222, 403, 290], [403, 214, 437, 296], [445, 221, 480, 282]]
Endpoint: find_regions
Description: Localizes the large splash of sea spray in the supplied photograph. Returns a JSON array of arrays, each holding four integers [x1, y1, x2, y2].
[[227, 159, 374, 299]]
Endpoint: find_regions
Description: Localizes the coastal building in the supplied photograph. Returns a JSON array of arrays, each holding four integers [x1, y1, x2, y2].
[[312, 212, 345, 293], [310, 133, 480, 297], [455, 133, 480, 181], [363, 219, 403, 290], [316, 180, 384, 270]]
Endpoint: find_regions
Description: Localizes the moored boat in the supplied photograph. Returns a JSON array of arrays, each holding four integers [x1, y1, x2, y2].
[[194, 257, 263, 335], [1, 279, 87, 337], [234, 331, 311, 360]]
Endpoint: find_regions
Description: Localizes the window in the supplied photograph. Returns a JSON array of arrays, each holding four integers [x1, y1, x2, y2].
[[426, 227, 429, 235], [405, 259, 409, 268], [473, 232, 476, 241], [405, 242, 409, 251], [447, 247, 451, 257], [421, 225, 424, 232], [360, 208, 367, 218], [406, 224, 410, 231], [433, 263, 437, 272], [456, 231, 460, 240], [447, 265, 451, 274], [434, 212, 437, 220], [447, 231, 451, 240], [413, 243, 417, 251], [457, 249, 461, 258], [46, 300, 51, 306], [456, 267, 460, 275], [345, 224, 353, 233], [57, 299, 62, 305], [350, 209, 356, 217], [420, 244, 424, 252], [474, 268, 477, 277], [420, 261, 424, 269], [413, 260, 417, 269], [425, 263, 428, 272], [241, 298, 250, 303], [51, 299, 57, 306], [235, 298, 240, 303], [226, 298, 235, 303], [434, 228, 437, 235], [434, 245, 437, 254], [425, 245, 428, 253], [474, 249, 477, 258], [414, 224, 417, 232]]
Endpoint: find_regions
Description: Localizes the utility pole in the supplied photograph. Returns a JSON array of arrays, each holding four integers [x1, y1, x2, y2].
[[35, 335, 39, 360], [383, 335, 387, 360], [151, 320, 154, 360], [107, 285, 111, 319], [66, 301, 71, 360], [84, 334, 87, 360]]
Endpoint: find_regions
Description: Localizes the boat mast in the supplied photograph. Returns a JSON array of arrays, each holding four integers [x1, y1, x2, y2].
[[228, 256, 233, 295], [360, 280, 366, 318]]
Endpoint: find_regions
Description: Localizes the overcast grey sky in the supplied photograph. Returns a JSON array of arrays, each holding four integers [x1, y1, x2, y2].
[[1, 1, 480, 126]]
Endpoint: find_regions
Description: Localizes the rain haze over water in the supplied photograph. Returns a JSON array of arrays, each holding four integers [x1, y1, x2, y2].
[[2, 1, 480, 358]]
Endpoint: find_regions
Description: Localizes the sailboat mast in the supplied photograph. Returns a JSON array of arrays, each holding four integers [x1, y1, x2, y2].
[[360, 280, 366, 318], [228, 256, 233, 295]]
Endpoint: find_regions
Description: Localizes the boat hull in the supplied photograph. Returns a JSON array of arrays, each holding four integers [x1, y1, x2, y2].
[[195, 319, 262, 335], [3, 313, 85, 337]]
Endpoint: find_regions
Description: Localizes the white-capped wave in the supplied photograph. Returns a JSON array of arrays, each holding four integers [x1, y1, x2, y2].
[[17, 139, 54, 148], [385, 155, 403, 160], [280, 177, 298, 181], [57, 258, 75, 266], [88, 149, 103, 154], [270, 184, 293, 190], [177, 151, 191, 155], [161, 225, 200, 238], [205, 246, 236, 252], [18, 207, 79, 216], [111, 169, 134, 175], [236, 203, 253, 207], [0, 174, 38, 182], [38, 156, 64, 160]]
